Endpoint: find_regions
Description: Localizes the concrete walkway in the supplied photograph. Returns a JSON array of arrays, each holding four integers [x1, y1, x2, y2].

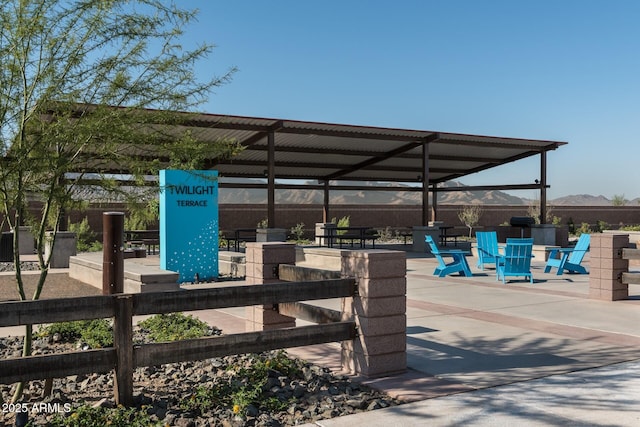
[[186, 248, 640, 425], [290, 250, 640, 426]]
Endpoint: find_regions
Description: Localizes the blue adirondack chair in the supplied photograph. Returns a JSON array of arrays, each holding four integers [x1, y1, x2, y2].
[[425, 235, 472, 277], [496, 238, 534, 284], [544, 234, 590, 275], [475, 231, 501, 270]]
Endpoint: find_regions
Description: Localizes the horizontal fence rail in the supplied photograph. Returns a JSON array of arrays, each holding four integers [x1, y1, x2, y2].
[[620, 248, 640, 285], [0, 278, 356, 405], [134, 322, 356, 367], [0, 280, 355, 328]]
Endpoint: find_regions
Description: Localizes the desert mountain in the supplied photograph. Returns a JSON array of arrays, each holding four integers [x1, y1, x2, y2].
[[550, 194, 640, 206], [218, 180, 634, 206], [219, 180, 526, 205]]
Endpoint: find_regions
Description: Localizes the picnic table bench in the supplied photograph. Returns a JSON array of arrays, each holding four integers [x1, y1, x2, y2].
[[439, 226, 462, 246], [316, 226, 379, 249], [125, 230, 159, 255], [396, 228, 413, 245], [220, 228, 257, 252]]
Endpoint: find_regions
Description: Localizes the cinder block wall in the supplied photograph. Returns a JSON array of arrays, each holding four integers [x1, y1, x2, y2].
[[11, 202, 640, 241]]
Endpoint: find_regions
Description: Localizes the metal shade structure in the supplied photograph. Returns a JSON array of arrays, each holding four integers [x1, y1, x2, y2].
[[177, 113, 567, 226], [40, 105, 567, 227]]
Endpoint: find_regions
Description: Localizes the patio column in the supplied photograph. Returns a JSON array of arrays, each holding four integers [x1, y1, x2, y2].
[[540, 150, 547, 224], [421, 141, 430, 226], [341, 250, 407, 377], [245, 242, 296, 331], [589, 234, 629, 301], [267, 131, 276, 228], [322, 180, 330, 223]]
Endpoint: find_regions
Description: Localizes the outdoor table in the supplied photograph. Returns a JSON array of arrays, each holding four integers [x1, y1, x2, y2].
[[223, 228, 257, 252], [438, 226, 455, 246], [124, 230, 159, 253], [322, 226, 376, 248]]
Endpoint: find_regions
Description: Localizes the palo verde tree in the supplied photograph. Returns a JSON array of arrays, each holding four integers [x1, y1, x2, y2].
[[0, 0, 241, 403], [458, 204, 483, 238]]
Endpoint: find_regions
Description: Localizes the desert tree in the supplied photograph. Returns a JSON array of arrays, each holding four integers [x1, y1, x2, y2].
[[612, 194, 627, 206], [0, 0, 241, 402], [458, 204, 483, 238], [527, 197, 560, 224]]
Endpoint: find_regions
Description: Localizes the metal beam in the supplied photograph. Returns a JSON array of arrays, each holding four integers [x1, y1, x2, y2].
[[267, 131, 276, 228]]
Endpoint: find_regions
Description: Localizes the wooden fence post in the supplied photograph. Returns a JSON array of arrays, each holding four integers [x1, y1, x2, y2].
[[113, 294, 134, 406], [340, 250, 407, 377], [103, 212, 125, 295], [589, 233, 629, 301]]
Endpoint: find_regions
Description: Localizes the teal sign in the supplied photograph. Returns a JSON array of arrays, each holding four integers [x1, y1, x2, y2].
[[159, 170, 219, 283]]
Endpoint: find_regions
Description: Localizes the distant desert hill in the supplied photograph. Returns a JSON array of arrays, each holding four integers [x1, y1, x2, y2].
[[219, 180, 525, 205], [219, 180, 638, 206], [549, 194, 612, 206]]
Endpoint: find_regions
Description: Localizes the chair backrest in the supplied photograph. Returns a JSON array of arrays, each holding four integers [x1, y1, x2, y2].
[[569, 234, 590, 264], [503, 238, 533, 273], [425, 235, 441, 255], [476, 231, 499, 257]]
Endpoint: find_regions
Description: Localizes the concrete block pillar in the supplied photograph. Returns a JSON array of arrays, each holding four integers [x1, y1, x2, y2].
[[256, 228, 287, 242], [340, 250, 407, 377], [315, 222, 335, 246], [45, 231, 77, 268], [18, 226, 35, 255], [589, 234, 629, 301], [531, 224, 557, 245], [412, 226, 440, 253], [245, 242, 296, 331]]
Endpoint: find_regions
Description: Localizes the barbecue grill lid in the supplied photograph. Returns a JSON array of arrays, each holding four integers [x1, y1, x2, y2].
[[510, 216, 536, 227]]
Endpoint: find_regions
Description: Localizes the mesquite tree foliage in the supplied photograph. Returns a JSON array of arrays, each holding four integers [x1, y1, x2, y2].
[[0, 0, 240, 403]]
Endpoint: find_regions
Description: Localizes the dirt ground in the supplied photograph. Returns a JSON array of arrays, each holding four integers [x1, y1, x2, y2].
[[0, 271, 100, 302]]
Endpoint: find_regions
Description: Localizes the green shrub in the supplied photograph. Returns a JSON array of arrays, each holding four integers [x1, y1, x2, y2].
[[619, 224, 640, 231], [50, 404, 161, 426], [331, 215, 350, 236], [37, 319, 113, 348], [289, 222, 306, 242], [376, 226, 394, 241], [576, 222, 592, 236], [137, 312, 212, 342], [68, 217, 102, 252], [181, 350, 301, 416]]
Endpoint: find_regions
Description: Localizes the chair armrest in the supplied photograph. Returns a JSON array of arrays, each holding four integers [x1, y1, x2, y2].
[[440, 249, 470, 255]]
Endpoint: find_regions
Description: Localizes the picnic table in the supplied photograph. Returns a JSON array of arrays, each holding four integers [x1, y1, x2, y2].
[[220, 228, 257, 252], [319, 226, 380, 249], [439, 226, 462, 247], [124, 230, 159, 254]]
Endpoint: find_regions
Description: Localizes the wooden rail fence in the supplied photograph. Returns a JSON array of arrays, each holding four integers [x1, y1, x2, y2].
[[620, 247, 640, 285], [0, 278, 356, 405]]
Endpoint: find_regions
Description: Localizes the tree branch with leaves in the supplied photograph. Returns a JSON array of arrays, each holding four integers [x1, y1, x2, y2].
[[458, 204, 483, 238], [0, 0, 241, 403]]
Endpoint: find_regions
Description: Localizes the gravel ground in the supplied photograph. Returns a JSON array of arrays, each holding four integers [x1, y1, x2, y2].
[[1, 332, 399, 426], [0, 264, 401, 426]]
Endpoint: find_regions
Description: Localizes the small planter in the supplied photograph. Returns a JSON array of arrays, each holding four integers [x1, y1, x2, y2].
[[45, 231, 77, 268], [256, 228, 287, 242]]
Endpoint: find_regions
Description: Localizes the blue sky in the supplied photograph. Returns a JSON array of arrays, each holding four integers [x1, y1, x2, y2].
[[184, 0, 640, 201]]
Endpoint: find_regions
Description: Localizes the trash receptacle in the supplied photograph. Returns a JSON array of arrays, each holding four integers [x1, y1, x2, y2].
[[0, 232, 14, 262]]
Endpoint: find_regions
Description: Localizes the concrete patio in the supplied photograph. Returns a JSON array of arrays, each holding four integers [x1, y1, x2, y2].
[[3, 243, 639, 425], [190, 245, 640, 425]]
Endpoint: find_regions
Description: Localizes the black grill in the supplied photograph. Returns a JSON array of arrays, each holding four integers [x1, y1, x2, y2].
[[510, 217, 535, 238], [509, 217, 535, 227], [0, 232, 13, 262]]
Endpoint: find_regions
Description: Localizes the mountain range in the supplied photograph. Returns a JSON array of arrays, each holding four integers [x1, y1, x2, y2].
[[218, 180, 638, 206]]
